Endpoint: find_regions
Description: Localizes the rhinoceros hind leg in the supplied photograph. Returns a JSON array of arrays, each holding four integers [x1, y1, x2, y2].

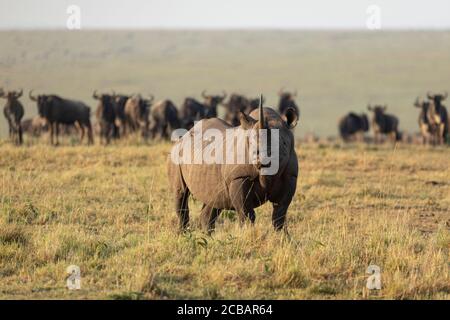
[[175, 189, 190, 231], [200, 204, 222, 234]]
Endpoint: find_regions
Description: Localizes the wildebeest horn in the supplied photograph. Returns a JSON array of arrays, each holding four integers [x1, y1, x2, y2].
[[259, 94, 264, 129], [414, 97, 421, 108], [148, 94, 155, 103], [93, 90, 100, 99], [367, 104, 372, 111], [427, 92, 434, 100], [15, 89, 23, 98], [29, 90, 37, 101], [202, 90, 208, 98]]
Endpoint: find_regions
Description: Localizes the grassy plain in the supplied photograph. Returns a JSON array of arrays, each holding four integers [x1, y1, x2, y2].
[[0, 139, 449, 299]]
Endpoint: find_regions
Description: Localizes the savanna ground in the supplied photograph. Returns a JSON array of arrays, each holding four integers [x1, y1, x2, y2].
[[1, 30, 449, 299], [0, 137, 449, 299]]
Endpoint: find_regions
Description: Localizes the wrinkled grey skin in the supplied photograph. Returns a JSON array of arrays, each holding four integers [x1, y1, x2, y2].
[[167, 102, 298, 233]]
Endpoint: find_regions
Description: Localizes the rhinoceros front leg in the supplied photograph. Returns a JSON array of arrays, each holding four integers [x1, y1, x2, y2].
[[271, 176, 297, 231], [200, 204, 222, 234], [229, 178, 256, 225]]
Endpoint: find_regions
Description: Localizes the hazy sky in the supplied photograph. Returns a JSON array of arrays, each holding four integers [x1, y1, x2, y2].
[[0, 0, 449, 30]]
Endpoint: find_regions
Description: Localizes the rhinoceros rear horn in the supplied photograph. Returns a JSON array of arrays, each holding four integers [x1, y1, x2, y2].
[[258, 94, 265, 129]]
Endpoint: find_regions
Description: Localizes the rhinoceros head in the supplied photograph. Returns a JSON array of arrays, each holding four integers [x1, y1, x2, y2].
[[239, 95, 298, 188]]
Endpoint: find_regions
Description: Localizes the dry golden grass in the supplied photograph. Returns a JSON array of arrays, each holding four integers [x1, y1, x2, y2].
[[0, 138, 449, 299]]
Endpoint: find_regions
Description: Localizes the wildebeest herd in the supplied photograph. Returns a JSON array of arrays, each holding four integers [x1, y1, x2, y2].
[[339, 92, 449, 145], [1, 87, 449, 146]]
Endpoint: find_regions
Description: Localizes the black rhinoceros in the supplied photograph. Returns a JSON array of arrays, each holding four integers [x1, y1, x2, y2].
[[167, 96, 298, 233]]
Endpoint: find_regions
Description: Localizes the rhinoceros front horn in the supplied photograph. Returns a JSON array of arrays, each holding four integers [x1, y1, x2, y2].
[[259, 94, 264, 129]]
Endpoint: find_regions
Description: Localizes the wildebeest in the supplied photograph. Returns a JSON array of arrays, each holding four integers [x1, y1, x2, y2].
[[113, 94, 129, 133], [167, 96, 299, 233], [93, 91, 118, 144], [29, 91, 93, 145], [278, 89, 300, 121], [1, 88, 24, 145], [414, 97, 434, 144], [22, 116, 78, 138], [200, 90, 227, 118], [123, 94, 154, 138], [338, 112, 369, 142], [180, 91, 227, 129], [180, 97, 205, 130], [367, 104, 400, 143], [426, 92, 449, 144], [21, 116, 48, 137], [149, 99, 180, 139], [223, 94, 264, 126]]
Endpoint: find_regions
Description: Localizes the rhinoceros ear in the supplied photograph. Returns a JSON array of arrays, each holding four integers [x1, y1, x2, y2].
[[282, 107, 298, 129], [239, 111, 256, 129]]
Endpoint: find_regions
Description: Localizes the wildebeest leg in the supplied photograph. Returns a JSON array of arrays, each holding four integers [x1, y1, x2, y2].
[[49, 122, 54, 145], [229, 178, 255, 225], [122, 121, 127, 137], [7, 119, 13, 140], [54, 123, 60, 146], [86, 122, 94, 145], [18, 123, 23, 145], [79, 123, 85, 144], [105, 124, 111, 145], [438, 124, 445, 145], [200, 204, 222, 234], [271, 176, 297, 231], [161, 124, 168, 140]]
